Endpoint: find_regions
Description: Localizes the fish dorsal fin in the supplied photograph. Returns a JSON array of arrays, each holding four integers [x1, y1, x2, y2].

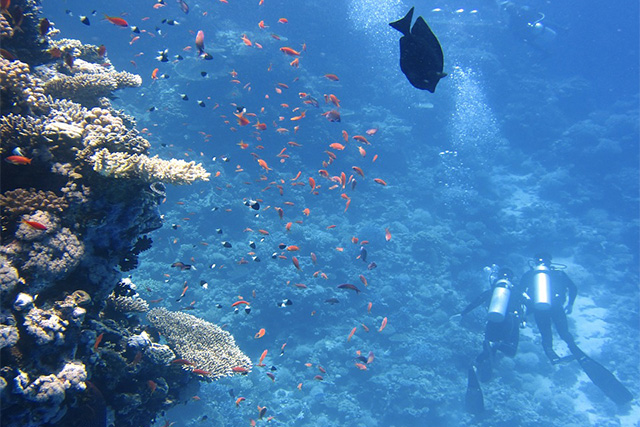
[[389, 7, 414, 36], [412, 16, 444, 65]]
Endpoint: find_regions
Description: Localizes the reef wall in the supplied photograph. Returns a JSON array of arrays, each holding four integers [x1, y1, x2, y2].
[[0, 2, 247, 426]]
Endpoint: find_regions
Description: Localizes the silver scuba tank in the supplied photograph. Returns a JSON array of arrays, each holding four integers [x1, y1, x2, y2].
[[487, 278, 511, 323], [532, 265, 552, 310]]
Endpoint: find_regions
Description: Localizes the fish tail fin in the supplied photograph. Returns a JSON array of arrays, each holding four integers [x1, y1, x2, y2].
[[389, 7, 414, 35]]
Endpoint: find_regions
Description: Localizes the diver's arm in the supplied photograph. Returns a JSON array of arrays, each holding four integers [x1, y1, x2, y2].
[[460, 290, 492, 316], [564, 272, 578, 314]]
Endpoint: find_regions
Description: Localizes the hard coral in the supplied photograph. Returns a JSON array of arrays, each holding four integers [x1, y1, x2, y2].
[[44, 63, 142, 108], [90, 148, 211, 185], [0, 58, 49, 114], [147, 308, 252, 380]]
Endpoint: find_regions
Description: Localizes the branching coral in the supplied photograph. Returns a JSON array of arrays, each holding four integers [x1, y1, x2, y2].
[[0, 113, 45, 153], [147, 308, 252, 380], [0, 58, 49, 114], [107, 295, 149, 313], [0, 254, 22, 298], [0, 13, 14, 39], [89, 148, 211, 185], [0, 189, 68, 222]]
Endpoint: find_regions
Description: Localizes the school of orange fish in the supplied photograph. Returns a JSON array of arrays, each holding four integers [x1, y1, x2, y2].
[[48, 1, 398, 424]]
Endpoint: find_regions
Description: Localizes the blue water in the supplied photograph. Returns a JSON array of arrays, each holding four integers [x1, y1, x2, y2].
[[42, 0, 639, 425]]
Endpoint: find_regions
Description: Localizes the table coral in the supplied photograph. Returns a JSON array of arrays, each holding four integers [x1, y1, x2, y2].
[[44, 62, 142, 108], [90, 148, 211, 185], [147, 308, 252, 380]]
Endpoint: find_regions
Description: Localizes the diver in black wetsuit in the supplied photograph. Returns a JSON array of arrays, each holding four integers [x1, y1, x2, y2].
[[520, 253, 578, 364], [521, 252, 633, 405], [458, 266, 527, 414], [497, 1, 557, 48]]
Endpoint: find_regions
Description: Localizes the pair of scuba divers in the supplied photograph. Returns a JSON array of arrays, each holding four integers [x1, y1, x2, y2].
[[458, 253, 633, 415]]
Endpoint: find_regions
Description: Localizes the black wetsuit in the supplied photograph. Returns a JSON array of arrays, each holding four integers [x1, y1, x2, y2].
[[462, 283, 525, 379], [521, 268, 579, 362]]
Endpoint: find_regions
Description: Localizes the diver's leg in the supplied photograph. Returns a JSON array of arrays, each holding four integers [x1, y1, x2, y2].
[[552, 306, 581, 359], [497, 314, 519, 358], [475, 339, 494, 382], [535, 310, 560, 363]]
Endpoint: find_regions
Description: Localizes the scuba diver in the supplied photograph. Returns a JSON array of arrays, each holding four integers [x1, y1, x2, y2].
[[455, 265, 526, 415], [497, 1, 557, 48], [521, 253, 633, 405]]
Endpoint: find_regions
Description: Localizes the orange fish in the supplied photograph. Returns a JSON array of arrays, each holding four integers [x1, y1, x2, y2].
[[329, 142, 344, 151], [258, 229, 270, 235], [286, 245, 299, 251], [258, 349, 268, 366], [372, 154, 378, 163], [151, 68, 159, 80], [324, 74, 339, 81], [290, 57, 299, 67], [195, 30, 205, 54], [5, 155, 31, 165], [254, 328, 266, 339], [22, 219, 47, 230], [359, 275, 368, 286], [353, 135, 369, 144], [385, 227, 391, 241], [373, 178, 387, 186], [278, 17, 288, 23], [279, 47, 300, 56], [257, 159, 271, 171], [258, 20, 267, 29], [231, 300, 250, 307], [358, 146, 367, 157], [361, 323, 370, 332], [355, 363, 368, 370], [378, 317, 388, 332], [302, 208, 310, 216], [236, 397, 246, 407], [352, 166, 364, 177], [292, 256, 301, 270], [366, 351, 375, 364], [309, 177, 316, 192], [366, 128, 378, 135], [285, 222, 293, 231], [310, 252, 317, 264], [104, 15, 128, 27], [94, 332, 104, 350], [367, 302, 372, 313], [347, 327, 356, 342]]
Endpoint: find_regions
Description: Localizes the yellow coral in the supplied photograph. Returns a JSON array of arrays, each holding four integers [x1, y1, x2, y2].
[[89, 148, 210, 185]]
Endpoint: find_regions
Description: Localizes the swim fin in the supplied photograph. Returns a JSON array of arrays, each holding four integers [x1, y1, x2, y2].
[[465, 366, 484, 415], [577, 354, 633, 405]]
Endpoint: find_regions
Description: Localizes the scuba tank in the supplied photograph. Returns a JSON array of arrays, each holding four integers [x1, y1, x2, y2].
[[531, 264, 552, 310], [527, 13, 557, 45], [487, 277, 512, 323]]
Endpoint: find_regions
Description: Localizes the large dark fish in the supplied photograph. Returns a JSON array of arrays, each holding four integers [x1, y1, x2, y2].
[[390, 7, 446, 92]]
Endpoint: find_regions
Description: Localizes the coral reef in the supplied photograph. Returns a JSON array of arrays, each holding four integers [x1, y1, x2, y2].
[[147, 308, 253, 380], [0, 2, 221, 427]]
